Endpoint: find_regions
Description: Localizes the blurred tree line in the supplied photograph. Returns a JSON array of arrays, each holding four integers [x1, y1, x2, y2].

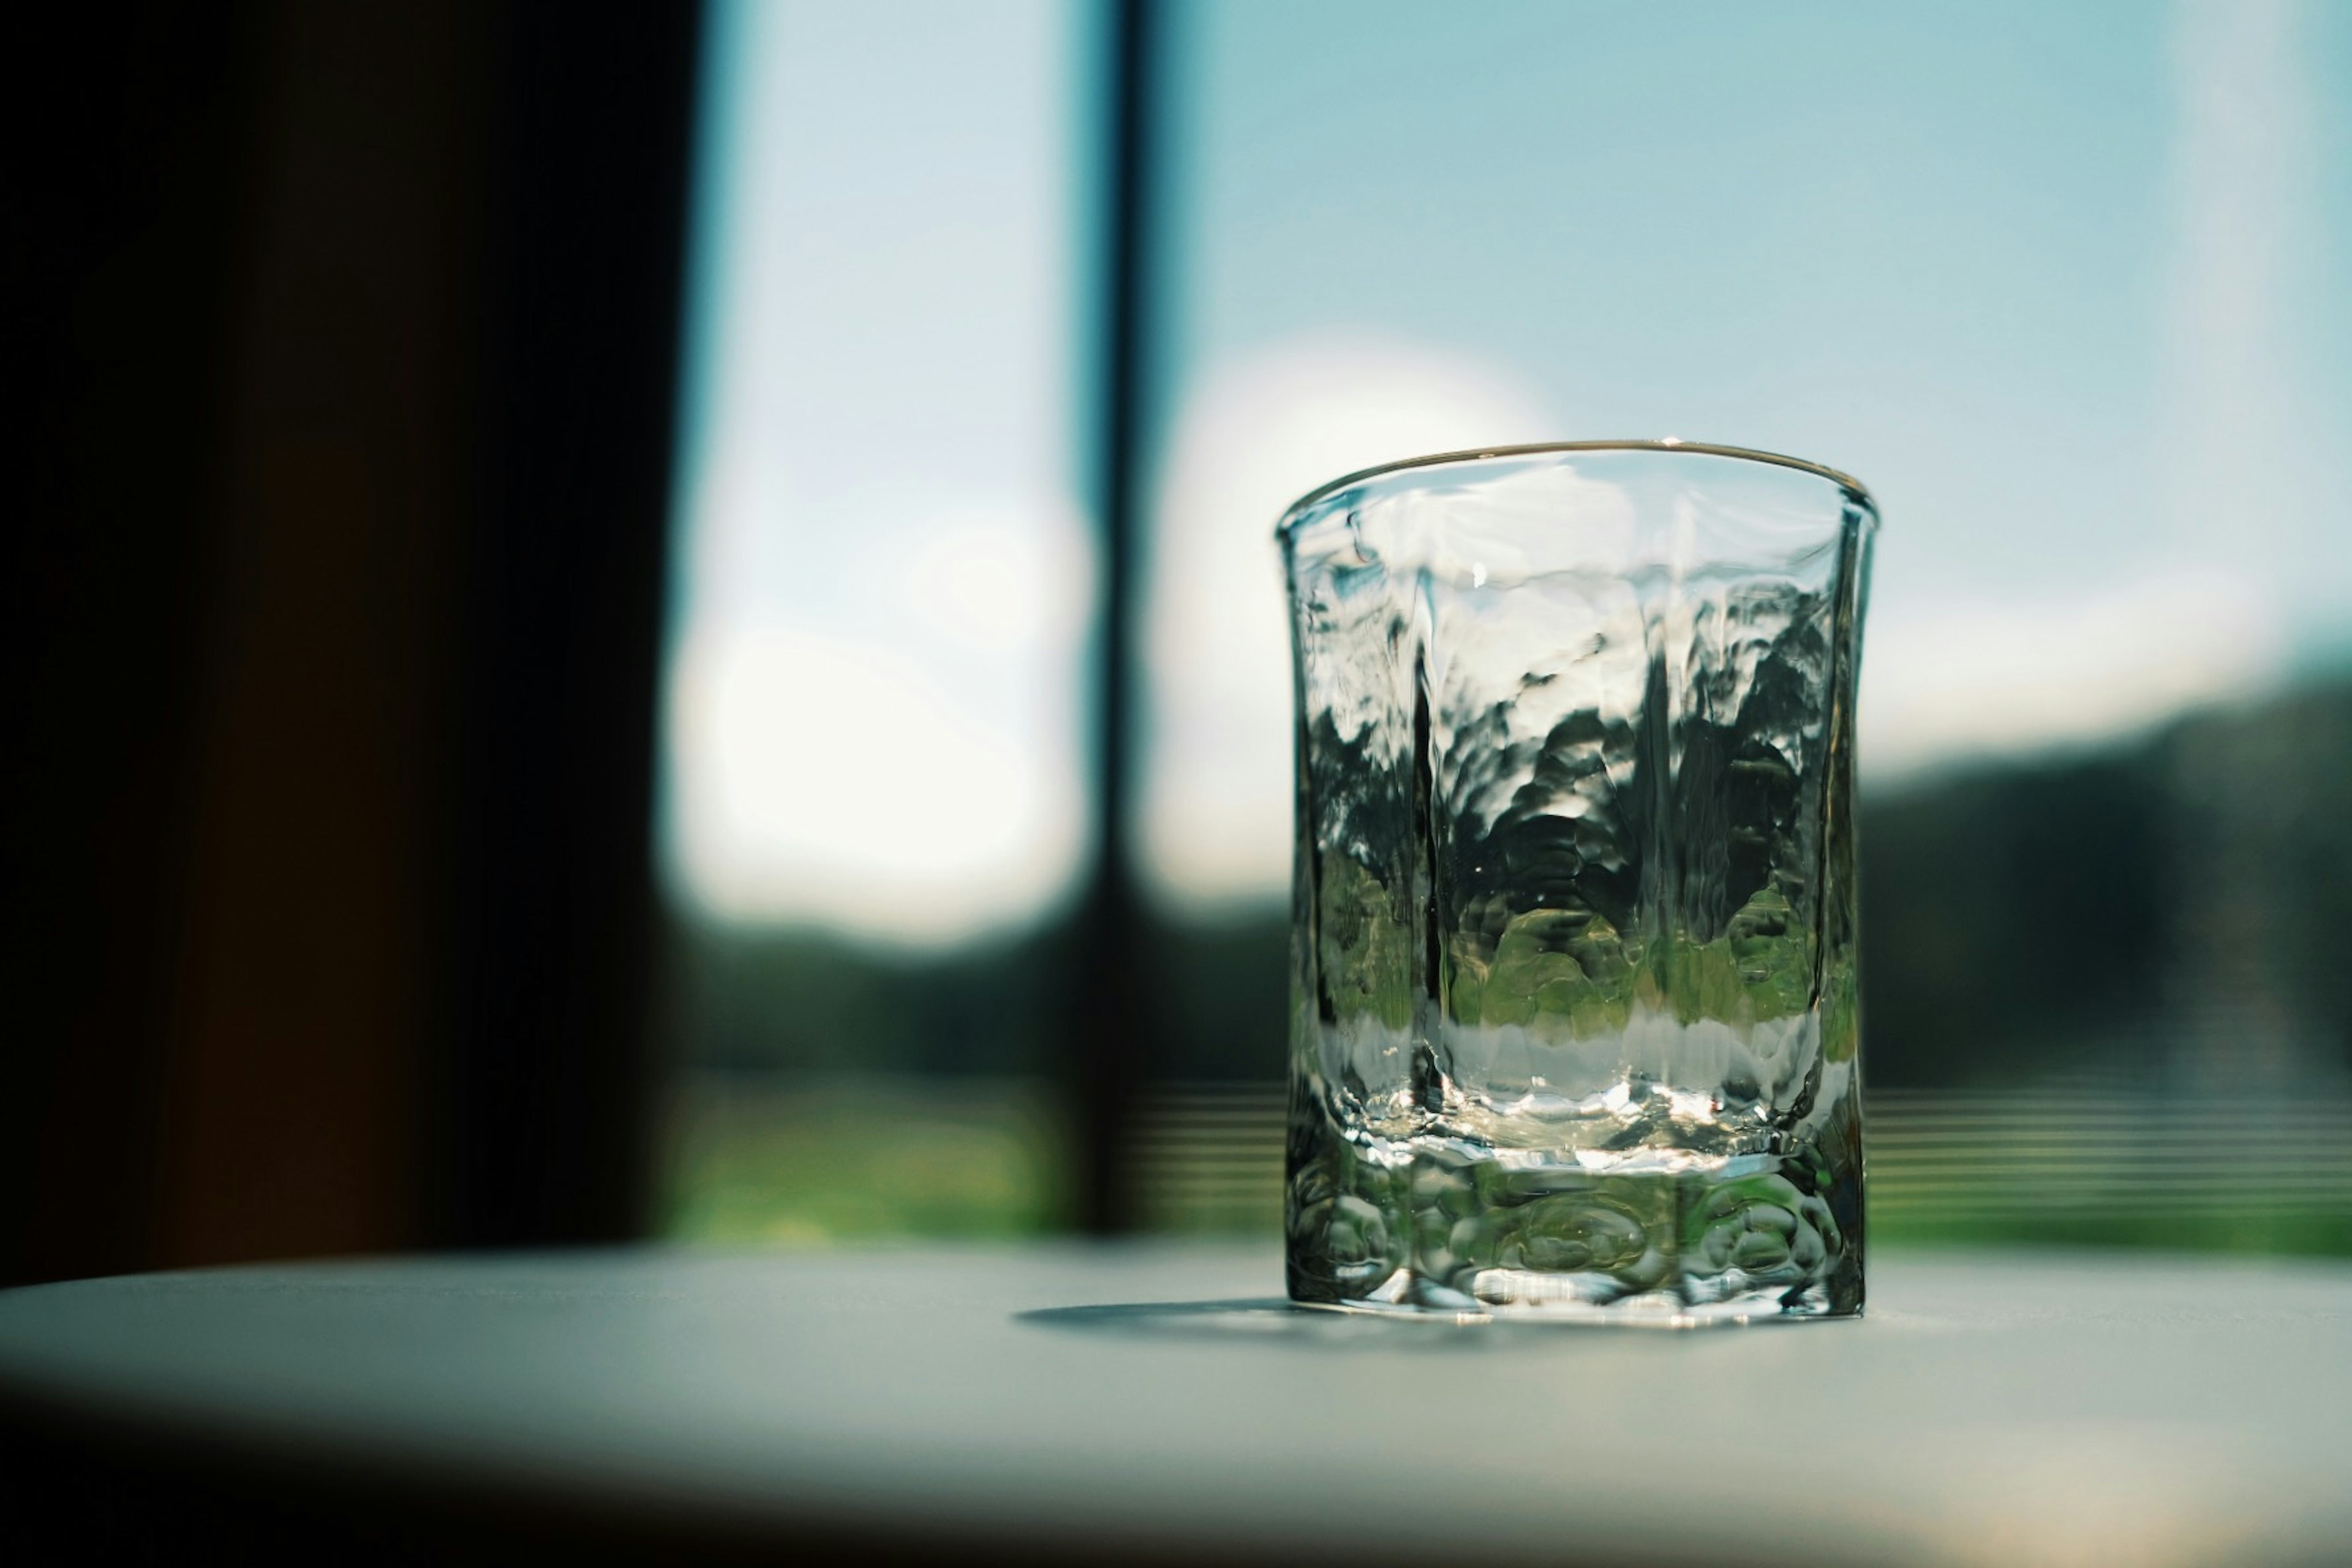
[[668, 676, 2352, 1093], [1864, 674, 2352, 1091]]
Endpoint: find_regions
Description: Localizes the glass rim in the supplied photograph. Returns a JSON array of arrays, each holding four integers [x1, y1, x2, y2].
[[1273, 438, 1876, 538]]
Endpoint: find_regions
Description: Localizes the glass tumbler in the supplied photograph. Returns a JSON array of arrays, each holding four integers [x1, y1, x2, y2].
[[1280, 442, 1876, 1321]]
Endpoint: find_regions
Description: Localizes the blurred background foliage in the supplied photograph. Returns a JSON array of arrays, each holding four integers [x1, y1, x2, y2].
[[663, 673, 2352, 1250]]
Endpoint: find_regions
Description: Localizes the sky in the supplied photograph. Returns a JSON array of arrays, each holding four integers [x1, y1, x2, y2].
[[663, 0, 1090, 943], [663, 0, 2352, 941]]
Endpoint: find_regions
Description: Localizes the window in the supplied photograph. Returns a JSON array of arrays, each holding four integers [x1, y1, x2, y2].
[[658, 0, 1090, 1240], [661, 0, 2352, 1250]]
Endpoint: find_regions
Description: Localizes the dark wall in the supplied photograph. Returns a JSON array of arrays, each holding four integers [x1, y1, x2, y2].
[[4, 5, 263, 1287], [1, 1, 700, 1285]]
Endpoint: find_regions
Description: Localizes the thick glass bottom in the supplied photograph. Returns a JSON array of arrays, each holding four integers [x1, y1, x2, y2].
[[1287, 1139, 1864, 1324]]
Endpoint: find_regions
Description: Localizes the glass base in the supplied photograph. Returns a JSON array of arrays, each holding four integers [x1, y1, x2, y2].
[[1286, 1134, 1864, 1324], [1293, 1274, 1856, 1326]]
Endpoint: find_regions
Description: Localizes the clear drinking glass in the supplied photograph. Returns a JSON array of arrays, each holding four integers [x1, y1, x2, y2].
[[1280, 442, 1876, 1321]]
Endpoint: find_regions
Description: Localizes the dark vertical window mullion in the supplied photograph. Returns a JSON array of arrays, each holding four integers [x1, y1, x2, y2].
[[1068, 0, 1163, 1234]]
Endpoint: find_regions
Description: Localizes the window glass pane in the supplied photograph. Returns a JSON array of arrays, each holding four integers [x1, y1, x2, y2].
[[1142, 0, 2352, 908], [658, 0, 1087, 1240], [1135, 0, 2352, 1243], [666, 0, 1088, 944]]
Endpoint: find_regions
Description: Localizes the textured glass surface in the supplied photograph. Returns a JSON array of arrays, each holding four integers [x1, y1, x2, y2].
[[1281, 444, 1876, 1320]]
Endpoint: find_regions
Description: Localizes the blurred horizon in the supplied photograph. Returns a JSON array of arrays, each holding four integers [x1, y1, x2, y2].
[[663, 668, 2352, 1250]]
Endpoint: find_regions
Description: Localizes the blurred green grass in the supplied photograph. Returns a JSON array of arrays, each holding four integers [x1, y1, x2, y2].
[[1872, 1210, 2352, 1256], [662, 1076, 1069, 1243], [666, 1078, 2352, 1259]]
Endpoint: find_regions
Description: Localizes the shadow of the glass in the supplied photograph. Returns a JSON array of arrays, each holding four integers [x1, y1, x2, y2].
[[1019, 1298, 1480, 1346], [1016, 1298, 1842, 1344]]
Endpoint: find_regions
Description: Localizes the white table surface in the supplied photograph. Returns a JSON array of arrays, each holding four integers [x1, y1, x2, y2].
[[1, 1243, 2347, 1566]]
